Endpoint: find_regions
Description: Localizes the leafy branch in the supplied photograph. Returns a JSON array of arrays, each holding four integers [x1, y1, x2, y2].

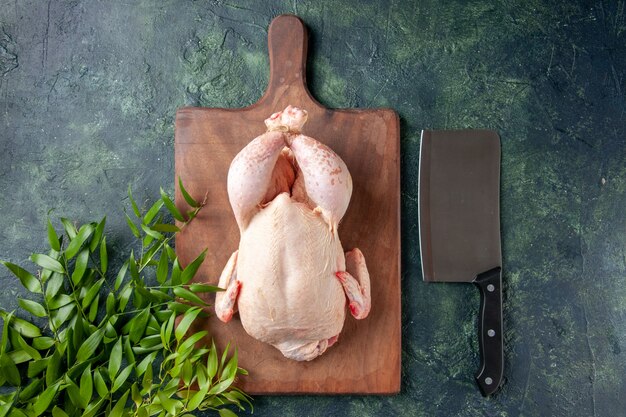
[[0, 180, 251, 417]]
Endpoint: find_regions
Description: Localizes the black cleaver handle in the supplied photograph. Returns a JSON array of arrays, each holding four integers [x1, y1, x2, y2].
[[474, 267, 503, 396]]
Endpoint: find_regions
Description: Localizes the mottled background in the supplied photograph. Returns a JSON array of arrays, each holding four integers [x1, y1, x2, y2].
[[1, 1, 625, 416]]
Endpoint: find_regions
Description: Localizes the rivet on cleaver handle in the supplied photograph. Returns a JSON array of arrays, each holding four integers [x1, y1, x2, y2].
[[418, 129, 503, 395]]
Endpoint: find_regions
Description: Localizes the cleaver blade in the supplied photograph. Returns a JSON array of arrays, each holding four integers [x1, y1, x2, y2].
[[418, 129, 503, 396]]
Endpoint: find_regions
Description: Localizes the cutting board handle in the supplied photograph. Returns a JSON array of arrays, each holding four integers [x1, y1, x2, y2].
[[263, 14, 316, 107]]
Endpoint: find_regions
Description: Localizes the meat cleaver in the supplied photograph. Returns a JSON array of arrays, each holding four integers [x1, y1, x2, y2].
[[418, 129, 503, 396]]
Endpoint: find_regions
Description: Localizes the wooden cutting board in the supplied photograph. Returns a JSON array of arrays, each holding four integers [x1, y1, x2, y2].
[[174, 14, 400, 395]]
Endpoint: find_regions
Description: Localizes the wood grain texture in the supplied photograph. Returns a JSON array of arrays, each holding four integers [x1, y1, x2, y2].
[[174, 14, 400, 395]]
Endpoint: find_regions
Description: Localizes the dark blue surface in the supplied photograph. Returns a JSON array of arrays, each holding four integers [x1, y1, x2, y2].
[[1, 1, 625, 416]]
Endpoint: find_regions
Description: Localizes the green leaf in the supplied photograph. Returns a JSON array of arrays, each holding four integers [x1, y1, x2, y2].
[[7, 408, 28, 417], [51, 304, 75, 330], [140, 224, 163, 240], [109, 389, 129, 417], [104, 321, 118, 344], [167, 301, 194, 314], [165, 243, 176, 261], [45, 219, 61, 252], [40, 259, 53, 283], [0, 353, 20, 385], [125, 213, 141, 238], [82, 278, 104, 310], [147, 313, 162, 331], [118, 284, 132, 312], [224, 388, 252, 408], [132, 290, 147, 311], [52, 406, 69, 417], [114, 261, 128, 291], [75, 329, 103, 362], [142, 199, 164, 225], [136, 403, 150, 417], [18, 299, 46, 317], [93, 368, 108, 398], [18, 377, 43, 401], [181, 359, 194, 385], [129, 252, 139, 282], [1, 261, 42, 293], [150, 223, 180, 233], [30, 254, 64, 274], [153, 309, 171, 323], [220, 341, 231, 370], [123, 335, 135, 365], [65, 224, 94, 259], [222, 348, 238, 382], [88, 294, 99, 322], [142, 361, 153, 393], [142, 233, 154, 250], [129, 308, 150, 343], [139, 334, 162, 349], [177, 331, 208, 358], [179, 177, 201, 208], [218, 409, 238, 417], [80, 364, 93, 404], [131, 382, 142, 407], [89, 217, 106, 252], [160, 311, 176, 349], [0, 402, 11, 417], [27, 358, 48, 378], [60, 218, 77, 239], [16, 332, 41, 360], [82, 398, 105, 417], [0, 310, 11, 354], [111, 364, 133, 394], [47, 294, 73, 310], [128, 185, 141, 218], [45, 272, 64, 300], [208, 374, 236, 396], [109, 337, 122, 378], [156, 254, 169, 285], [207, 340, 218, 381], [8, 349, 30, 364], [32, 382, 59, 416], [7, 315, 41, 338], [173, 287, 206, 306], [66, 379, 86, 409], [187, 385, 208, 411], [157, 391, 182, 416], [32, 336, 55, 350], [140, 242, 161, 269], [71, 248, 89, 285], [72, 315, 85, 349], [160, 187, 185, 222], [45, 349, 61, 386], [99, 236, 108, 274], [175, 307, 201, 342], [180, 249, 207, 284], [147, 289, 171, 304], [189, 283, 222, 293], [65, 327, 76, 364], [170, 258, 182, 285], [134, 352, 155, 378]]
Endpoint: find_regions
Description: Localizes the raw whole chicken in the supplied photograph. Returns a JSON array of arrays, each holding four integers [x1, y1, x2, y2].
[[215, 105, 371, 361]]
